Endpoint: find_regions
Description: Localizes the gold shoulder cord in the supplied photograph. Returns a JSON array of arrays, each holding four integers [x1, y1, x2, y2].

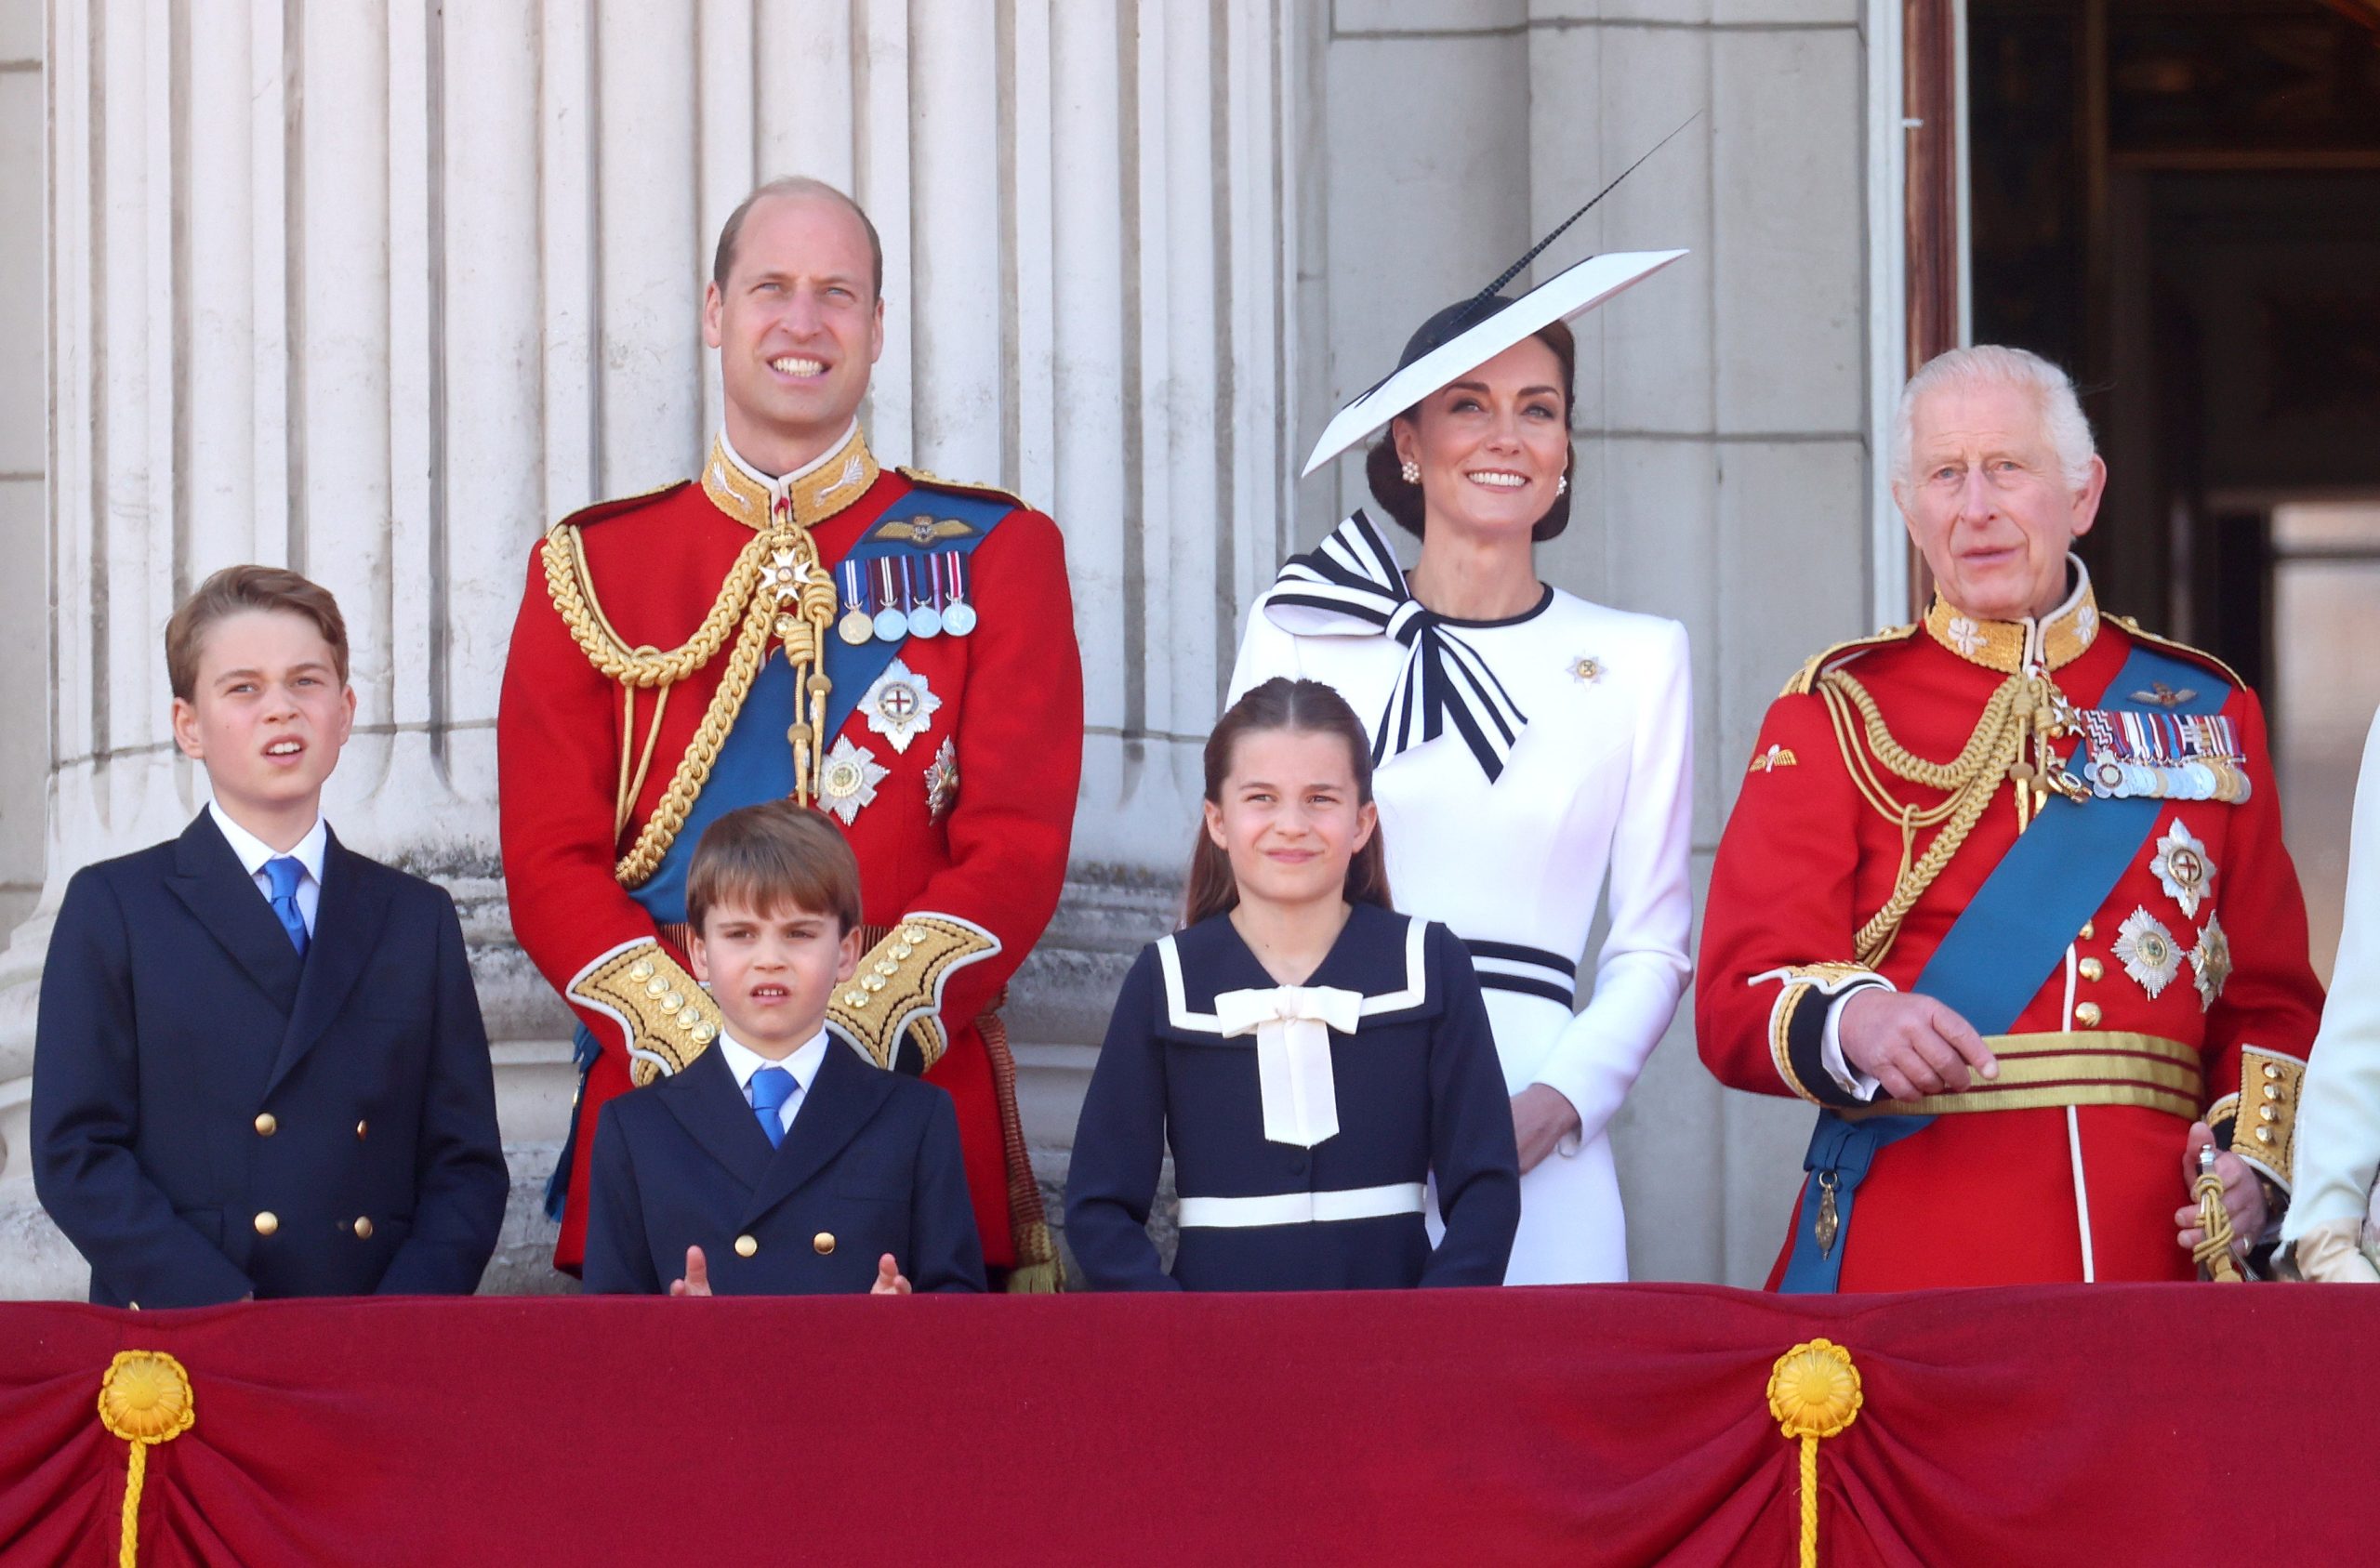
[[1817, 667, 2083, 968], [541, 496, 839, 889]]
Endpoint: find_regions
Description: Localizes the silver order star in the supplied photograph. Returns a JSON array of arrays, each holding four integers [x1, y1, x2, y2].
[[2112, 905, 2182, 1000], [817, 736, 890, 825], [2151, 818, 2215, 919], [2190, 916, 2232, 1011], [861, 659, 942, 755]]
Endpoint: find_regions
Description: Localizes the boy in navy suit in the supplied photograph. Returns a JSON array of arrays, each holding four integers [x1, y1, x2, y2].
[[33, 566, 507, 1306], [583, 800, 985, 1295]]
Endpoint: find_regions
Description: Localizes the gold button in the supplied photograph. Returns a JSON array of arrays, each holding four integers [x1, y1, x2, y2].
[[2259, 1105, 2278, 1123], [2263, 1085, 2281, 1101], [127, 1301, 140, 1311], [660, 991, 683, 1012], [356, 1119, 369, 1140], [843, 990, 869, 1008], [2079, 921, 2095, 941], [903, 925, 926, 943], [2075, 1002, 2102, 1028], [254, 1113, 278, 1137], [2255, 1127, 2275, 1144], [645, 978, 666, 997], [2264, 1063, 2281, 1080], [629, 959, 655, 982], [813, 1232, 836, 1256], [734, 1234, 759, 1258], [353, 1217, 375, 1240], [2078, 958, 2103, 982], [253, 1211, 280, 1237]]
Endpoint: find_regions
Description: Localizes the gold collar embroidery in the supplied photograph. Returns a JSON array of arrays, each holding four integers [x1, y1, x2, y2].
[[1923, 557, 2100, 673], [700, 423, 881, 532]]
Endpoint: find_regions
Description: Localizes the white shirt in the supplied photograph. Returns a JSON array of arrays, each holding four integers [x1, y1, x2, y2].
[[208, 802, 327, 938], [715, 1027, 831, 1138]]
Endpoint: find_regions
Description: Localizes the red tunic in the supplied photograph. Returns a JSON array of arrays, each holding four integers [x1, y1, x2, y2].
[[499, 437, 1083, 1273], [1697, 587, 2321, 1289]]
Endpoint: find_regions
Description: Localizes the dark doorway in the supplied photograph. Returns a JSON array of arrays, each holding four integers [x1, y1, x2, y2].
[[1968, 0, 2380, 978]]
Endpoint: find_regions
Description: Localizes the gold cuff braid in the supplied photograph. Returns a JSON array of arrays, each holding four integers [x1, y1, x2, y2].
[[2228, 1046, 2305, 1191], [569, 941, 723, 1087], [826, 915, 1002, 1072]]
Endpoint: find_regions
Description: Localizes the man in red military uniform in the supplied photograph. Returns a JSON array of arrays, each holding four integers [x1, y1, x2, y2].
[[499, 178, 1082, 1285], [1699, 345, 2321, 1290]]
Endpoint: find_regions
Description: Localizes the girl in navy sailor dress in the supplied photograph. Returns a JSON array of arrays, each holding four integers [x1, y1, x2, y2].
[[1064, 679, 1521, 1291]]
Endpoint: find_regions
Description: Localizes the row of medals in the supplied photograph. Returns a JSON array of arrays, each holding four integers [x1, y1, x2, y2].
[[836, 552, 978, 646]]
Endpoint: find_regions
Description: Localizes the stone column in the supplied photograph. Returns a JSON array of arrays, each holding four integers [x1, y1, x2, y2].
[[1, 0, 1301, 1295]]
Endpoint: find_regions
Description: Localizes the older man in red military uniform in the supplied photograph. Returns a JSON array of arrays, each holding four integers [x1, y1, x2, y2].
[[1699, 344, 2321, 1291], [499, 178, 1082, 1286]]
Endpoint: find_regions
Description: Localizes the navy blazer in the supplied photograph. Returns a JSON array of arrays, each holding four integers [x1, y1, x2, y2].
[[584, 1035, 985, 1295], [32, 811, 508, 1307], [1065, 904, 1522, 1291]]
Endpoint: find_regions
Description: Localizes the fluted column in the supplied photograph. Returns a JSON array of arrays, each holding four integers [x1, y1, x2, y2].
[[2, 1, 1300, 1295]]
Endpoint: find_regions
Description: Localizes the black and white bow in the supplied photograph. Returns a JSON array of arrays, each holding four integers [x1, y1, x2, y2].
[[1258, 511, 1529, 782]]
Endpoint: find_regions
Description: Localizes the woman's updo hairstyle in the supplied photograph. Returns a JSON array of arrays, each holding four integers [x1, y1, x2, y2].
[[1363, 302, 1578, 544]]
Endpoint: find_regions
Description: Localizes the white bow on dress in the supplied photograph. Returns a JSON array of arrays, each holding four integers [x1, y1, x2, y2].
[[1212, 984, 1363, 1148]]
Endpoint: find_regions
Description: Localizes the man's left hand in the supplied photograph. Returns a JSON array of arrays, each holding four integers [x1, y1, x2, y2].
[[1512, 1085, 1581, 1176], [2174, 1120, 2267, 1262]]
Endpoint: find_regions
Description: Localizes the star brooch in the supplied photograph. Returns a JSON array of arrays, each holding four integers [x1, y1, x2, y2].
[[2112, 906, 2182, 1000], [818, 736, 890, 826], [2151, 819, 2215, 920], [2190, 916, 2232, 1010], [862, 659, 942, 755]]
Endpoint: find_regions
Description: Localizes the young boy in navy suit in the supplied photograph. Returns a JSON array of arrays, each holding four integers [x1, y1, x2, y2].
[[583, 800, 985, 1295], [32, 566, 507, 1306]]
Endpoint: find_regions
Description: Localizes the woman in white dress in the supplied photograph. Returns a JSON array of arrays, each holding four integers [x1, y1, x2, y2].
[[1229, 253, 1693, 1284]]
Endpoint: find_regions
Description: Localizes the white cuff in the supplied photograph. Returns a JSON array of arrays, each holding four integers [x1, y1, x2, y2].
[[1820, 987, 1884, 1101]]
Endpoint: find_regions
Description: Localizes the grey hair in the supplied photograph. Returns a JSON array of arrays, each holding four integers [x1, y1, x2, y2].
[[1892, 344, 2097, 492], [710, 177, 883, 299]]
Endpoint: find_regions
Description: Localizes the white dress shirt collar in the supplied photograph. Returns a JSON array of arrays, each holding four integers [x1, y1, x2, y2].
[[208, 801, 328, 884], [715, 1027, 832, 1133]]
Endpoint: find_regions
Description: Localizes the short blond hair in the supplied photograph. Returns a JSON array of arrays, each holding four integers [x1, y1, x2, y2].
[[165, 565, 350, 702], [685, 799, 864, 935]]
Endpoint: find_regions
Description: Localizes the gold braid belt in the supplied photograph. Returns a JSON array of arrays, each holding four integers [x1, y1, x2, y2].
[[1816, 667, 2087, 968], [541, 499, 838, 888]]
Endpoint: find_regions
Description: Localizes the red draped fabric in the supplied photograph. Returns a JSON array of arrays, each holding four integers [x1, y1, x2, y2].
[[2, 1283, 2373, 1566]]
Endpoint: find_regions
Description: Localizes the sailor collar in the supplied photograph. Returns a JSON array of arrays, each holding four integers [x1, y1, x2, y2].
[[701, 421, 882, 532], [1923, 553, 2100, 674], [1153, 903, 1440, 1038]]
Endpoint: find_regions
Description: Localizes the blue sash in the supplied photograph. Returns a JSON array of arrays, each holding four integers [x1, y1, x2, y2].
[[1777, 643, 2231, 1291], [543, 486, 1010, 1222]]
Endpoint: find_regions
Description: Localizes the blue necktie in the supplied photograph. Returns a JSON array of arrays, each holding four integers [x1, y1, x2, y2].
[[263, 856, 310, 958], [749, 1065, 797, 1149]]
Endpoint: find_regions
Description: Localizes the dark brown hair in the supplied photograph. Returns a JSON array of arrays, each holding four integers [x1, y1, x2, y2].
[[686, 798, 864, 935], [165, 564, 350, 702], [1183, 678, 1393, 928], [1364, 317, 1578, 543], [712, 176, 885, 300]]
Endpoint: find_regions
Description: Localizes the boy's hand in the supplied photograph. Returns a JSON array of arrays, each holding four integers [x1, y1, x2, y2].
[[668, 1245, 713, 1298], [871, 1253, 912, 1295]]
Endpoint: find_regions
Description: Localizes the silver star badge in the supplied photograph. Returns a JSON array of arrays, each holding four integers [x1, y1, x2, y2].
[[2112, 906, 2182, 999], [2151, 818, 2215, 919], [818, 736, 889, 825], [861, 659, 942, 755], [2190, 916, 2232, 1010]]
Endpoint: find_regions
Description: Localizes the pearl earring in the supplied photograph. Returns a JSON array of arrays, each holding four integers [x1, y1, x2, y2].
[[1556, 475, 1568, 497], [1400, 459, 1420, 484]]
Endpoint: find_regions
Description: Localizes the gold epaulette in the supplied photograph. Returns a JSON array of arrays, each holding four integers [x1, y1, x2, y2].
[[896, 465, 1033, 514], [1779, 624, 1918, 697], [2109, 616, 2248, 692]]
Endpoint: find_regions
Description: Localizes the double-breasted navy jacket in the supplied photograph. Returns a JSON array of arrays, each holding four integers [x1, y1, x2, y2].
[[33, 812, 508, 1306], [584, 1034, 985, 1294], [1066, 903, 1520, 1291]]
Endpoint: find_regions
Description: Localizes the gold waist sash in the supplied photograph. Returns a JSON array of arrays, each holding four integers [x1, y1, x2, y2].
[[1844, 1031, 2202, 1122]]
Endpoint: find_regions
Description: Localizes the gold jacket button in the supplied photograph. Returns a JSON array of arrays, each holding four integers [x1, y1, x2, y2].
[[2078, 958, 2103, 983], [254, 1113, 278, 1137], [2075, 1002, 2102, 1028], [355, 1118, 369, 1140], [353, 1217, 375, 1240], [734, 1234, 759, 1258], [253, 1211, 280, 1237], [813, 1232, 836, 1256], [2079, 920, 2095, 942]]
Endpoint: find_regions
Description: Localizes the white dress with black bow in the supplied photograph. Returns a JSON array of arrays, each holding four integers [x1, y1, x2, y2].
[[1227, 510, 1694, 1284]]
